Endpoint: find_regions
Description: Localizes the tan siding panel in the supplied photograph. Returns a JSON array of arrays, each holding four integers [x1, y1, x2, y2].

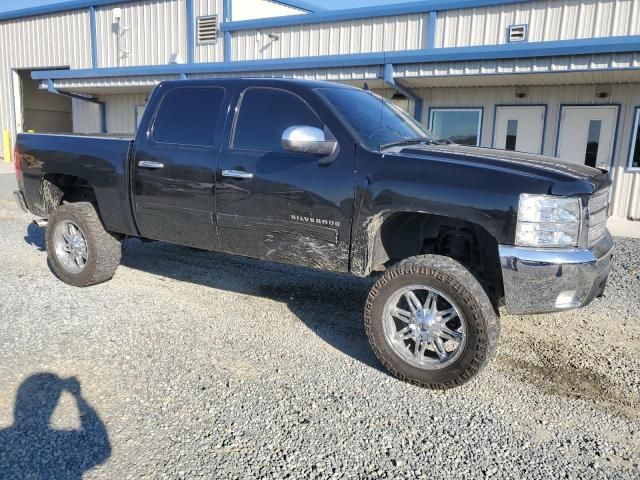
[[193, 0, 224, 63], [0, 9, 91, 138], [437, 0, 640, 47], [231, 13, 426, 61], [95, 0, 186, 67]]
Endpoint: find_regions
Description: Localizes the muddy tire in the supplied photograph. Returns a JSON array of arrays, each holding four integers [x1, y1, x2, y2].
[[46, 202, 121, 287], [364, 255, 500, 389]]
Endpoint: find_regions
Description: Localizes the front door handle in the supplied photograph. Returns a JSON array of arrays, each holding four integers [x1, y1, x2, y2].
[[221, 169, 254, 179], [138, 160, 165, 169]]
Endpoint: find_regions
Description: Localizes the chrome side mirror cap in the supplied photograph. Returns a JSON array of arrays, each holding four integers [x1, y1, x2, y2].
[[281, 125, 337, 157]]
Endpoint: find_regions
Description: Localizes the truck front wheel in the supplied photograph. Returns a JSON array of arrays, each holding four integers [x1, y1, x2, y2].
[[364, 255, 500, 389], [46, 202, 122, 287]]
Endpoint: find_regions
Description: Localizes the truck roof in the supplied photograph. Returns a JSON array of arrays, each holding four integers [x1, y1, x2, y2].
[[156, 77, 360, 91]]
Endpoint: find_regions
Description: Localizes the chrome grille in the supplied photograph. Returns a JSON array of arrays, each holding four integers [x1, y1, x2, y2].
[[588, 188, 609, 246]]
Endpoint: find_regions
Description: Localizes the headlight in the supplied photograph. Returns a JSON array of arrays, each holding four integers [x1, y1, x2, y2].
[[516, 194, 581, 247]]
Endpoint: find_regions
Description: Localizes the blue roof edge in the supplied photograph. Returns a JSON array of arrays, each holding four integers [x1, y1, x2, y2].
[[31, 35, 640, 81]]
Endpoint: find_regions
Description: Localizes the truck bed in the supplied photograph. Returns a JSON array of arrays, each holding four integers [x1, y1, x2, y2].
[[16, 132, 137, 236]]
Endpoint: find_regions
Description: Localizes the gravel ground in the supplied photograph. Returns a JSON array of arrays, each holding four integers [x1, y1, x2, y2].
[[0, 171, 638, 479]]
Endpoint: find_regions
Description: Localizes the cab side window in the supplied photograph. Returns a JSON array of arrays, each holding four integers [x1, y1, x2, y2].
[[232, 87, 323, 152], [152, 87, 225, 147]]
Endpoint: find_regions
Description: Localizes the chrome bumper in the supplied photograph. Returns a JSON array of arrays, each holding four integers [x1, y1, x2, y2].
[[499, 231, 614, 315]]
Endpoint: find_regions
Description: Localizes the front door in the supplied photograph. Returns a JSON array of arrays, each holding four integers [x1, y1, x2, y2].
[[132, 85, 228, 249], [216, 86, 353, 272], [493, 105, 545, 154], [556, 105, 618, 169]]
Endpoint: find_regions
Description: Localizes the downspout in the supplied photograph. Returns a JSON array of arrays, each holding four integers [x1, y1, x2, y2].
[[383, 63, 423, 122], [223, 0, 232, 62], [47, 79, 107, 133]]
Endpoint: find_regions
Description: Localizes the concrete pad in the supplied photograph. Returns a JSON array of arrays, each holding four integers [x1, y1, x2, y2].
[[607, 217, 640, 239], [0, 161, 14, 175]]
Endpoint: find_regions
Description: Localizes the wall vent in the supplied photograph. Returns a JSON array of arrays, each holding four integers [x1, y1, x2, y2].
[[507, 24, 527, 42], [197, 15, 218, 44]]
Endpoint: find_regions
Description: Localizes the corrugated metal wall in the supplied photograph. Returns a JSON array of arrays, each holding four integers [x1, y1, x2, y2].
[[231, 13, 426, 61], [415, 83, 640, 219], [0, 9, 91, 139], [193, 0, 224, 63], [94, 0, 187, 67], [437, 0, 640, 48], [72, 98, 102, 133], [100, 92, 151, 133]]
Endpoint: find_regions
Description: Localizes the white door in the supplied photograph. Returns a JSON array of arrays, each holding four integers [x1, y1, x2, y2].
[[557, 105, 618, 169], [494, 105, 545, 154]]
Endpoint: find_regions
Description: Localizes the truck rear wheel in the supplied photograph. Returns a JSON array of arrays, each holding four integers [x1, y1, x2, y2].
[[364, 255, 499, 389], [46, 202, 121, 287]]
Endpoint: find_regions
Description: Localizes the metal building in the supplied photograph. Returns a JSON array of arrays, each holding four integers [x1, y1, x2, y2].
[[1, 0, 639, 220]]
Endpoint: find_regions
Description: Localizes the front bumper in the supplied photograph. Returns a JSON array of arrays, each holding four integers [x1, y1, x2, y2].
[[499, 231, 614, 315]]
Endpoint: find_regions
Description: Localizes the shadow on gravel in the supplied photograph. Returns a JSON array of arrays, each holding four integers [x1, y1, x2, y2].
[[24, 222, 46, 251], [0, 373, 111, 479], [120, 238, 383, 371]]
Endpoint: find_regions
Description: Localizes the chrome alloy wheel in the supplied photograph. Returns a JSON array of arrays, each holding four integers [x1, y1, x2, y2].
[[52, 220, 88, 273], [382, 285, 467, 369]]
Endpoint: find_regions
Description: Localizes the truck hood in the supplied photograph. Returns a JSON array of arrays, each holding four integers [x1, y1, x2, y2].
[[388, 144, 610, 195]]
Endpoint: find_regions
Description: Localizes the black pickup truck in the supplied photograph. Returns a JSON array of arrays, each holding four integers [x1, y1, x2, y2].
[[14, 78, 613, 389]]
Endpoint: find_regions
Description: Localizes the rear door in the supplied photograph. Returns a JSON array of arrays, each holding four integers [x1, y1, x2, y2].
[[215, 85, 354, 272], [132, 85, 229, 249]]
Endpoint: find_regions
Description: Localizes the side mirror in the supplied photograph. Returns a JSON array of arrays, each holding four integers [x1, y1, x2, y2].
[[281, 125, 337, 157]]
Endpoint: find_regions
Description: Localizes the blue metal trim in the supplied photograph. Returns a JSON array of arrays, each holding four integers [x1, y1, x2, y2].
[[220, 0, 532, 32], [383, 64, 423, 121], [554, 104, 622, 173], [88, 6, 98, 68], [223, 0, 232, 62], [0, 0, 140, 22], [627, 107, 640, 171], [186, 0, 195, 64], [427, 11, 437, 49], [32, 36, 640, 81], [224, 0, 232, 21], [47, 79, 107, 133], [428, 106, 484, 146], [491, 104, 547, 154]]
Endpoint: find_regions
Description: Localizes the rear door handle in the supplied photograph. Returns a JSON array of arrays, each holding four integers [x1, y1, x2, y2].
[[138, 160, 164, 169], [221, 169, 253, 179]]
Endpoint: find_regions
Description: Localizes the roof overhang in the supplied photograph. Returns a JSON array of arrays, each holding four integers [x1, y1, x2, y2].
[[31, 35, 640, 85]]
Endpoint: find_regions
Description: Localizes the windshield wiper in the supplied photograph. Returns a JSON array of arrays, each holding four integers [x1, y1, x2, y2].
[[379, 138, 435, 151]]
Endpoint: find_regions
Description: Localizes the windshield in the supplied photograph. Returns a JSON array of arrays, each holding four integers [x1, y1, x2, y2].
[[317, 87, 439, 151]]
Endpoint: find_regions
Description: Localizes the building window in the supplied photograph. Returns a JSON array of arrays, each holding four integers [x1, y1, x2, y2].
[[505, 119, 518, 151], [585, 119, 602, 168], [429, 108, 482, 146], [630, 108, 640, 170]]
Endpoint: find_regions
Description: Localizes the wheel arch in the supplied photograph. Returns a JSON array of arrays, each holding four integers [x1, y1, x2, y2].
[[40, 173, 100, 216], [354, 210, 504, 309]]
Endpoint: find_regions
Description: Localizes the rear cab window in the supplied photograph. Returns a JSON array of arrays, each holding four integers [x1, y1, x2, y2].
[[152, 86, 226, 147], [232, 87, 324, 152]]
